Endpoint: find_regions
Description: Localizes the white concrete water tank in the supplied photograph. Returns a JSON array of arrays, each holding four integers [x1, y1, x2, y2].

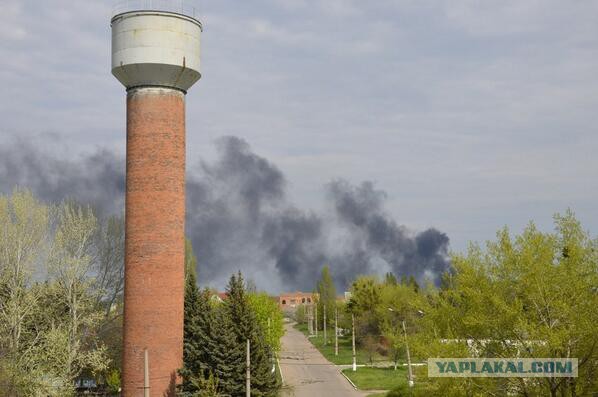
[[111, 7, 202, 92]]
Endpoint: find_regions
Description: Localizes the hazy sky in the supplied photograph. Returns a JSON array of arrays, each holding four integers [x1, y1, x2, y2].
[[1, 0, 597, 254]]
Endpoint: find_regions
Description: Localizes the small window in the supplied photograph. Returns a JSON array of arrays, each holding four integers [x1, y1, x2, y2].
[[307, 298, 311, 303], [302, 298, 306, 303], [282, 299, 286, 305]]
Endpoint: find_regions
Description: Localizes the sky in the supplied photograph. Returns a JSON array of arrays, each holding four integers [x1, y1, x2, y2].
[[0, 0, 597, 281]]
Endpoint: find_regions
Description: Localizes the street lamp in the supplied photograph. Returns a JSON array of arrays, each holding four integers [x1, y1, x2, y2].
[[388, 308, 414, 388]]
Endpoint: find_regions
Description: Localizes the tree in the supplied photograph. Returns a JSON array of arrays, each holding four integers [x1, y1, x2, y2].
[[407, 275, 419, 293], [93, 215, 125, 316], [378, 280, 428, 371], [180, 265, 206, 395], [93, 215, 125, 381], [223, 272, 279, 396], [0, 190, 129, 395], [248, 292, 285, 352], [185, 238, 198, 281], [295, 304, 306, 325], [180, 269, 237, 396], [0, 189, 49, 396], [316, 265, 337, 334], [414, 211, 598, 396], [181, 272, 279, 397], [347, 276, 381, 347], [45, 201, 109, 394], [384, 272, 398, 286]]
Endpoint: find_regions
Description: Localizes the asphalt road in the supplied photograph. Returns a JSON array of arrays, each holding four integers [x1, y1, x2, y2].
[[278, 323, 367, 397]]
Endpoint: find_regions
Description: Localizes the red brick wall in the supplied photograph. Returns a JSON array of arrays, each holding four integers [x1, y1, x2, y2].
[[122, 87, 186, 397]]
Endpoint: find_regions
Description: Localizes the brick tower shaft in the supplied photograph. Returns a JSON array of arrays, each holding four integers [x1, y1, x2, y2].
[[122, 87, 186, 396]]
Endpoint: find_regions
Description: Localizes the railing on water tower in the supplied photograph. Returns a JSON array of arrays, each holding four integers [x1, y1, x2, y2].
[[112, 0, 200, 21]]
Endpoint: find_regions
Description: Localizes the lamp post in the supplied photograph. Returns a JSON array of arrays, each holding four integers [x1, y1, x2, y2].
[[324, 306, 327, 345], [351, 313, 356, 372], [388, 308, 414, 387], [334, 306, 338, 356], [315, 305, 318, 337]]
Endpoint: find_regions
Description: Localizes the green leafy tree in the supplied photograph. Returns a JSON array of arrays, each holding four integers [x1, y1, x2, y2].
[[248, 292, 285, 352], [0, 190, 125, 396], [347, 276, 382, 347], [378, 281, 428, 370], [0, 189, 49, 396], [316, 265, 337, 333], [295, 304, 306, 324], [45, 201, 109, 394], [415, 211, 598, 396]]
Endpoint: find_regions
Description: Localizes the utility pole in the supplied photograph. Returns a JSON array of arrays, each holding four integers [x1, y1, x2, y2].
[[307, 305, 312, 335], [334, 306, 338, 356], [143, 349, 150, 397], [246, 339, 251, 397], [351, 313, 356, 372], [323, 306, 327, 345], [402, 320, 414, 387], [315, 305, 318, 337]]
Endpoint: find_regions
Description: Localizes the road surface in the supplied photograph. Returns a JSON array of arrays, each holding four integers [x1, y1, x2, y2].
[[278, 323, 367, 397]]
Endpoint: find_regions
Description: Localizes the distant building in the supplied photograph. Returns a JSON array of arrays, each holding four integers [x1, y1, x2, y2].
[[210, 292, 228, 303], [278, 292, 318, 311]]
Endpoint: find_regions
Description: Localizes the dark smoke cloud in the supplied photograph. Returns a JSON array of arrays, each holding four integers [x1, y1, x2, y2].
[[0, 138, 125, 216], [327, 180, 450, 286], [0, 136, 450, 291]]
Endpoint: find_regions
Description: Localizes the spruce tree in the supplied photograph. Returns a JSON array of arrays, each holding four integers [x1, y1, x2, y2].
[[384, 272, 398, 285], [211, 304, 245, 395], [180, 269, 204, 394], [180, 273, 221, 394], [223, 272, 279, 396]]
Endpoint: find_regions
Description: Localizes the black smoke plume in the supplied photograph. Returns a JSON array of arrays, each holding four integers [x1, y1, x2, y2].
[[0, 136, 450, 291]]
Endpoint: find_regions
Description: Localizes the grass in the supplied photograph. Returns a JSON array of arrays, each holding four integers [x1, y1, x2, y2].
[[342, 367, 408, 391], [294, 323, 386, 365]]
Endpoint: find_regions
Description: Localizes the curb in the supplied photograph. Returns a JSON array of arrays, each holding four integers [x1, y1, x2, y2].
[[340, 369, 358, 390]]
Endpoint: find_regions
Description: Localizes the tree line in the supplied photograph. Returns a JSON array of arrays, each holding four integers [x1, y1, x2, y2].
[[0, 188, 124, 396], [300, 211, 598, 396], [0, 188, 285, 397]]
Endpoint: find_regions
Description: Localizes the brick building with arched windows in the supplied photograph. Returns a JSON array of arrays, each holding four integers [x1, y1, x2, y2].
[[278, 292, 319, 311]]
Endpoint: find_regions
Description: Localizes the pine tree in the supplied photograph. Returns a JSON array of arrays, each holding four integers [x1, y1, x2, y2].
[[407, 275, 420, 293], [384, 272, 398, 285], [180, 273, 221, 394], [179, 269, 205, 394], [181, 271, 279, 397], [222, 272, 279, 396], [211, 304, 244, 395]]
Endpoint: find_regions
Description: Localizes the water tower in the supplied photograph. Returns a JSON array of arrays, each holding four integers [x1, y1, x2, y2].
[[110, 1, 201, 395]]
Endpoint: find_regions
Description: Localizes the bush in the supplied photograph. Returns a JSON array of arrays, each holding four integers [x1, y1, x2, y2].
[[104, 368, 121, 395]]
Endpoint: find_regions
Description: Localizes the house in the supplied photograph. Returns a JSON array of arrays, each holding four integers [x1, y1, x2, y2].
[[278, 292, 318, 311]]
